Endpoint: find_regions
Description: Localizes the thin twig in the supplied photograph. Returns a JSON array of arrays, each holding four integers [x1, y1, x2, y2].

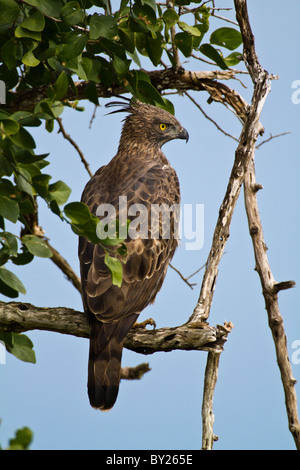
[[256, 131, 291, 149], [56, 117, 93, 178], [45, 241, 82, 294], [169, 263, 197, 289], [184, 90, 239, 142]]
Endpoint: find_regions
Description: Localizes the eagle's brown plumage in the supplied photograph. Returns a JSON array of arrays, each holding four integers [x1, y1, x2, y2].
[[79, 100, 188, 410]]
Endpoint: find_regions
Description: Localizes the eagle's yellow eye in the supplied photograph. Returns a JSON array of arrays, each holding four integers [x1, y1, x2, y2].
[[160, 123, 167, 131]]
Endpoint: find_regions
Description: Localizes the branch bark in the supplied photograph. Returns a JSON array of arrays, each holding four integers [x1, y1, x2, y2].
[[201, 352, 220, 450], [5, 68, 249, 123], [237, 0, 300, 449], [0, 301, 232, 355], [243, 157, 299, 449]]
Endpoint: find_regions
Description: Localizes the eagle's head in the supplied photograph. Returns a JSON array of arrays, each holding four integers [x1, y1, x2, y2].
[[106, 99, 189, 149]]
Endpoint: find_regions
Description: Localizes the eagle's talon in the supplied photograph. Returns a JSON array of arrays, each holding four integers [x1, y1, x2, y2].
[[132, 318, 156, 329]]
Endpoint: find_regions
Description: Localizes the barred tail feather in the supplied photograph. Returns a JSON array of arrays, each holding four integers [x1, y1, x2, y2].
[[87, 314, 138, 411]]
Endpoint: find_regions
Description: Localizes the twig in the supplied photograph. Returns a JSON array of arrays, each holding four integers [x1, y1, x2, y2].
[[45, 241, 82, 294], [56, 117, 93, 178], [256, 131, 291, 149], [184, 90, 239, 142], [169, 263, 197, 289], [211, 13, 239, 26]]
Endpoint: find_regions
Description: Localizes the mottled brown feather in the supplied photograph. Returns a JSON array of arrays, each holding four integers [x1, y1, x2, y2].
[[79, 100, 188, 410]]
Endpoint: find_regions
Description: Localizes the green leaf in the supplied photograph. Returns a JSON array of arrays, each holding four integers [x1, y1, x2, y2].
[[174, 32, 193, 58], [89, 14, 118, 40], [4, 333, 36, 364], [162, 8, 179, 29], [1, 38, 22, 70], [0, 266, 26, 294], [0, 118, 20, 135], [200, 43, 228, 70], [21, 9, 45, 31], [0, 196, 19, 223], [112, 55, 131, 77], [22, 50, 40, 67], [8, 426, 34, 449], [64, 201, 92, 224], [178, 21, 201, 37], [146, 34, 163, 66], [60, 1, 85, 26], [104, 253, 123, 287], [11, 246, 34, 266], [14, 167, 33, 196], [84, 81, 99, 106], [210, 27, 243, 51], [11, 111, 41, 128], [132, 2, 157, 33], [48, 180, 71, 205], [23, 0, 63, 18], [21, 234, 52, 258], [224, 51, 243, 66], [47, 71, 69, 101], [61, 34, 87, 61], [0, 231, 18, 256], [15, 25, 42, 41], [0, 0, 21, 28]]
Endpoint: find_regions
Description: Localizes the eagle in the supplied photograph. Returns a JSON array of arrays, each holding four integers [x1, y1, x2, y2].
[[79, 99, 189, 410]]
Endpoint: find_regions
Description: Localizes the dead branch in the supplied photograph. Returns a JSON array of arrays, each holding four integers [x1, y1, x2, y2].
[[56, 117, 93, 178], [0, 301, 231, 355], [243, 156, 299, 449], [201, 352, 221, 450], [235, 0, 300, 449]]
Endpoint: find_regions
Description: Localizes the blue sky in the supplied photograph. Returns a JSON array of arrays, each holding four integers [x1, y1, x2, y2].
[[1, 0, 300, 450]]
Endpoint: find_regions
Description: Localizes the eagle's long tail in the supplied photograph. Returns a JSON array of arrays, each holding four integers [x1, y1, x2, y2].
[[87, 314, 138, 411]]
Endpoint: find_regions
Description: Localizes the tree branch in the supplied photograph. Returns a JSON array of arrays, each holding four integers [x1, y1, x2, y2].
[[201, 352, 220, 450], [243, 157, 299, 449], [0, 301, 232, 354], [56, 117, 93, 178], [5, 68, 249, 123], [235, 0, 300, 450]]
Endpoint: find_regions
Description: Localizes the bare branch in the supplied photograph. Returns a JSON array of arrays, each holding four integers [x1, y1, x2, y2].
[[184, 91, 239, 142], [45, 241, 82, 294], [56, 117, 93, 178], [244, 157, 299, 449], [169, 263, 197, 289], [189, 71, 271, 324], [0, 301, 231, 355], [234, 0, 300, 450], [256, 131, 291, 149], [201, 352, 221, 450]]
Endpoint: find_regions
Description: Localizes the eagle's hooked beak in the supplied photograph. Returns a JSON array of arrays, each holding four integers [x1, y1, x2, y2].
[[178, 127, 189, 143]]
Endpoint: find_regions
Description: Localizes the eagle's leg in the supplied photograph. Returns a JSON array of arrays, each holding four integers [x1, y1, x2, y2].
[[132, 318, 156, 329]]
